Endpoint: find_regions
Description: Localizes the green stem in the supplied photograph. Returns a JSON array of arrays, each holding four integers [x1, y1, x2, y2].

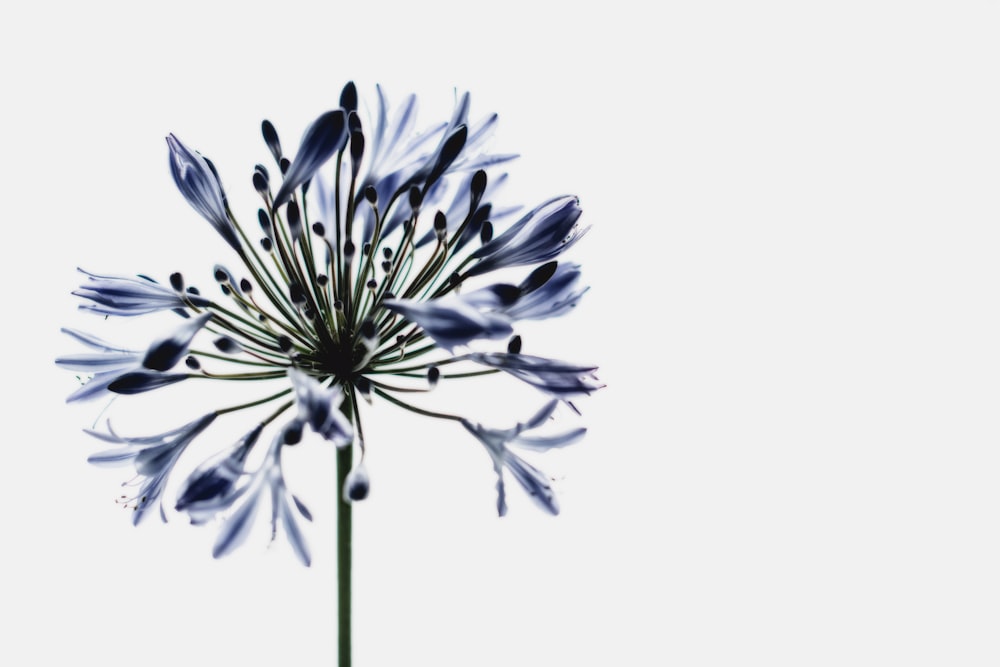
[[337, 397, 354, 667]]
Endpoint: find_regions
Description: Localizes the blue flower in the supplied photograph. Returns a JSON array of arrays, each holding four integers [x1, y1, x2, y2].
[[61, 81, 601, 563], [86, 414, 217, 525], [73, 268, 209, 316], [55, 328, 143, 402], [175, 424, 263, 525], [461, 401, 585, 516], [383, 295, 513, 351], [467, 196, 588, 276], [167, 134, 241, 251], [211, 422, 314, 567], [288, 368, 354, 447], [464, 352, 603, 399]]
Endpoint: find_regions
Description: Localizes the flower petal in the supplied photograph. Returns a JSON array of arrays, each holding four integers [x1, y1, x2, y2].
[[273, 110, 349, 207]]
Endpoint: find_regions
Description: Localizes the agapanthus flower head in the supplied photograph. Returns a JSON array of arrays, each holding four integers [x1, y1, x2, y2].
[[61, 82, 601, 564]]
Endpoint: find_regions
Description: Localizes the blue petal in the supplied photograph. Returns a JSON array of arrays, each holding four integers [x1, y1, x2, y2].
[[142, 312, 212, 371], [213, 488, 263, 559], [273, 110, 349, 207], [108, 371, 187, 395], [166, 134, 241, 251]]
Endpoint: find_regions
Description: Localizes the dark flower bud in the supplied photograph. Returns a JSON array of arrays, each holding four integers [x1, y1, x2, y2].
[[214, 336, 242, 354], [343, 462, 370, 502], [283, 420, 304, 445], [252, 170, 268, 195], [340, 81, 358, 113], [350, 129, 364, 178], [409, 185, 422, 212], [521, 261, 558, 293], [289, 282, 306, 305], [347, 110, 362, 133], [262, 119, 282, 163], [286, 201, 302, 241], [471, 169, 488, 199], [360, 318, 376, 340]]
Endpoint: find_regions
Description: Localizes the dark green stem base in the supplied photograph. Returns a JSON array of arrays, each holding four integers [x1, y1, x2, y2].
[[337, 442, 352, 667]]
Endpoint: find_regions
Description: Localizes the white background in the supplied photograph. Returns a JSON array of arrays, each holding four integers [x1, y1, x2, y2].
[[4, 1, 1000, 665]]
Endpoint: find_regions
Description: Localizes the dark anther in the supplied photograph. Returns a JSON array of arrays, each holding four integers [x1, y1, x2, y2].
[[185, 356, 201, 370], [317, 274, 328, 286], [428, 365, 440, 388], [363, 242, 371, 256], [383, 291, 395, 300], [220, 284, 231, 296], [278, 336, 293, 352], [344, 240, 355, 257], [261, 238, 273, 252], [507, 335, 522, 354], [187, 286, 201, 296], [214, 268, 228, 282], [262, 119, 282, 163], [334, 300, 344, 311], [355, 376, 371, 396], [434, 211, 447, 232], [279, 157, 290, 174], [303, 307, 315, 320], [480, 220, 494, 244], [366, 279, 377, 289], [381, 260, 392, 273], [169, 272, 184, 292], [448, 272, 461, 287], [365, 185, 378, 204], [382, 246, 392, 259], [313, 222, 326, 236], [240, 278, 253, 293]]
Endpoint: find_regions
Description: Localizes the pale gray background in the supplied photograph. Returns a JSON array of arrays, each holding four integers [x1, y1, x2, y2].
[[4, 1, 1000, 665]]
